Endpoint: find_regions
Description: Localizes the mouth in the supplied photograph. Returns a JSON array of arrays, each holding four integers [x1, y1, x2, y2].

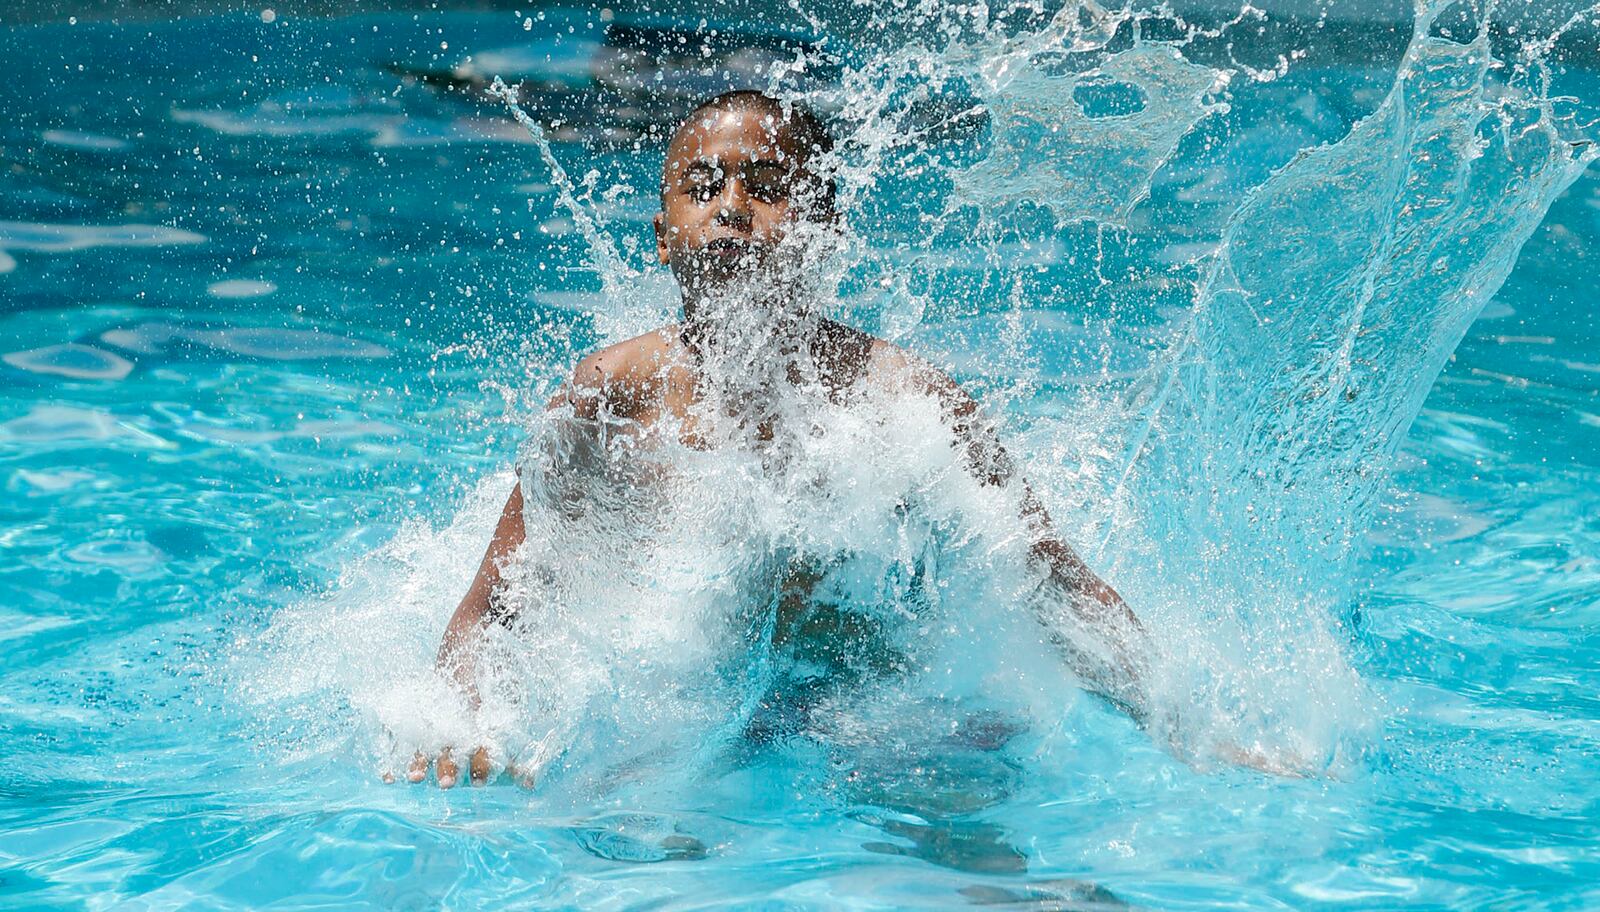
[[704, 237, 757, 261]]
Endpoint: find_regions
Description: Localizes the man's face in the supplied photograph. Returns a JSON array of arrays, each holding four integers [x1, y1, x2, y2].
[[655, 106, 826, 295]]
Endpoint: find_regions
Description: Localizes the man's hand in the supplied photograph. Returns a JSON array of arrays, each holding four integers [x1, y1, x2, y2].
[[381, 745, 538, 789], [390, 746, 492, 789], [1211, 740, 1320, 778]]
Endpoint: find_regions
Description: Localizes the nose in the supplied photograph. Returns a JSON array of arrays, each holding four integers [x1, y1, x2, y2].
[[713, 178, 753, 233]]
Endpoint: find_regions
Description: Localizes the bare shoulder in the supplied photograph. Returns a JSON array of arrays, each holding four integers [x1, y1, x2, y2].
[[863, 336, 1007, 483], [572, 325, 680, 385], [862, 337, 978, 417], [563, 325, 686, 419]]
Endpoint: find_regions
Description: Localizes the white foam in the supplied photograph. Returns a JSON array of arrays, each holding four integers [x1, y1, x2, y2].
[[172, 107, 401, 138], [0, 221, 206, 253], [0, 405, 122, 443], [184, 327, 388, 360], [246, 365, 1077, 789], [8, 468, 98, 493], [207, 279, 277, 299], [41, 129, 130, 151], [98, 321, 388, 361], [3, 343, 133, 381], [66, 539, 164, 573], [237, 473, 514, 772]]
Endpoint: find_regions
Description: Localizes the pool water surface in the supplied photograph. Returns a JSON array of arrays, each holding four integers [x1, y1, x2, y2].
[[2, 4, 1599, 909]]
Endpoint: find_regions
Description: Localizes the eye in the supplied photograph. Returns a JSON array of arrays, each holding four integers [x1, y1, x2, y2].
[[688, 179, 719, 203], [745, 166, 789, 203], [749, 179, 785, 204], [682, 166, 722, 204]]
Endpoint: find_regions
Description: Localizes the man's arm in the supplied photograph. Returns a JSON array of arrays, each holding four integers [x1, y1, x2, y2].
[[397, 483, 522, 789], [868, 343, 1154, 723], [406, 394, 577, 789], [944, 373, 1155, 725], [1007, 442, 1309, 774], [881, 346, 1311, 774], [399, 335, 665, 789], [1015, 484, 1154, 726], [435, 484, 528, 697]]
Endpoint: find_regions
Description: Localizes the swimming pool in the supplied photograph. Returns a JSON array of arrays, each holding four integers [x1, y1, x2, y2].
[[2, 2, 1598, 909]]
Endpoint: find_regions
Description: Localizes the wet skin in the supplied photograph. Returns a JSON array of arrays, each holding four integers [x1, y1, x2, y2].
[[398, 103, 1154, 789]]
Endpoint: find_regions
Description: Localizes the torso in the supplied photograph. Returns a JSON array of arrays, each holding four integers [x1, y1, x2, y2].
[[567, 319, 890, 450], [559, 318, 941, 713]]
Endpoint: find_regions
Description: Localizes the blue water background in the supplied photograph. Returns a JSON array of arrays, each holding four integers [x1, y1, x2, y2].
[[2, 6, 1598, 909]]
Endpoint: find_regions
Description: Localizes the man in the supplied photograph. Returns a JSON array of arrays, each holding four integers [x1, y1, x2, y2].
[[403, 90, 1159, 789]]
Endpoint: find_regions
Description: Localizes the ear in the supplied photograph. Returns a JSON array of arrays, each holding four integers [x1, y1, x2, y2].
[[653, 211, 670, 265]]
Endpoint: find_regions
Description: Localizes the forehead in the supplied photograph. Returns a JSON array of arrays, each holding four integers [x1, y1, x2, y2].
[[663, 106, 805, 176]]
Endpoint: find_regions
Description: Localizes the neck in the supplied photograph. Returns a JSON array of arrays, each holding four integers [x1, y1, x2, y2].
[[679, 298, 830, 417], [679, 285, 817, 361]]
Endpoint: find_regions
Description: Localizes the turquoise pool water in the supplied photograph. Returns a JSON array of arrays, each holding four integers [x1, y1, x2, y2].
[[2, 3, 1598, 909]]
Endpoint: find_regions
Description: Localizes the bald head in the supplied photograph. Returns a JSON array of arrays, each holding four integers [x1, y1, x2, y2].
[[653, 90, 838, 296], [660, 91, 834, 208]]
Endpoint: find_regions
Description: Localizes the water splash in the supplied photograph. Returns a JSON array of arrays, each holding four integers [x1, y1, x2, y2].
[[486, 76, 663, 342], [245, 0, 1599, 792], [1098, 0, 1598, 762], [946, 17, 1230, 227]]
